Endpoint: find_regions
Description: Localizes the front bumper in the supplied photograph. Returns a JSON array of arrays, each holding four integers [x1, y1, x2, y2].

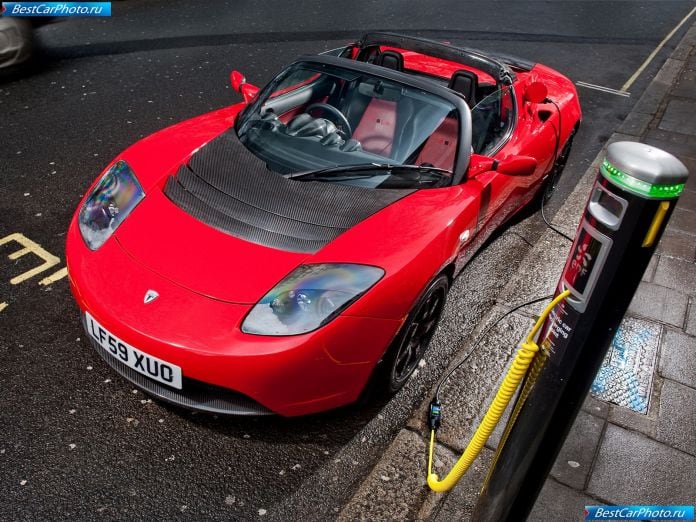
[[83, 317, 274, 415], [66, 224, 401, 416]]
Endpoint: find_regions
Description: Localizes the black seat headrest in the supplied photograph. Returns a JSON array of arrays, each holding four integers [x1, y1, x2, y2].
[[374, 50, 404, 71], [448, 69, 478, 106]]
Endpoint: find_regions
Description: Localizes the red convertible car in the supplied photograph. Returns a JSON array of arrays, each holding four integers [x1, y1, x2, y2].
[[67, 33, 581, 416]]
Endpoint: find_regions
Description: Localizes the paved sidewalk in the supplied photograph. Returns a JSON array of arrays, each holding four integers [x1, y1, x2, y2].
[[339, 22, 696, 522]]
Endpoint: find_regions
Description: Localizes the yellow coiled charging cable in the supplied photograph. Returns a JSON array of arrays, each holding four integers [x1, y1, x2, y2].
[[427, 289, 571, 492]]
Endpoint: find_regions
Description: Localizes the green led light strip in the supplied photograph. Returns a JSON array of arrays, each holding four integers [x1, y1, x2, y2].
[[601, 159, 685, 199]]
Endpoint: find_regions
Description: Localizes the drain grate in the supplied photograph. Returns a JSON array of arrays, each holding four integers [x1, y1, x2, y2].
[[591, 316, 661, 414]]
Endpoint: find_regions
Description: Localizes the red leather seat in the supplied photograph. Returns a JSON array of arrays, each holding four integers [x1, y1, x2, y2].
[[414, 117, 458, 171], [350, 50, 405, 156], [352, 98, 398, 156]]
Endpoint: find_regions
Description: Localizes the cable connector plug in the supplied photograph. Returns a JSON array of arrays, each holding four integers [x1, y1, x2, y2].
[[428, 399, 442, 431]]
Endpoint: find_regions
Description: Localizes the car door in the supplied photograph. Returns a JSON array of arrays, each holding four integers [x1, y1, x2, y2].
[[468, 85, 519, 242], [469, 82, 557, 241]]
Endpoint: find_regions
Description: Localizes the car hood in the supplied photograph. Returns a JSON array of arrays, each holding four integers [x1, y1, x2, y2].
[[115, 130, 412, 304]]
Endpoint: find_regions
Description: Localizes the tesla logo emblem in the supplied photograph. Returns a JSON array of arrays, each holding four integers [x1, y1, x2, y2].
[[144, 290, 159, 304]]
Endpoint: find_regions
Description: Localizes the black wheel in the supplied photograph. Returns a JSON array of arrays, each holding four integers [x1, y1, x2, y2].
[[543, 132, 575, 202], [381, 274, 449, 394]]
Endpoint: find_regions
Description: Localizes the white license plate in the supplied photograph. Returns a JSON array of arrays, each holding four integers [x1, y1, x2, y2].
[[85, 312, 183, 390]]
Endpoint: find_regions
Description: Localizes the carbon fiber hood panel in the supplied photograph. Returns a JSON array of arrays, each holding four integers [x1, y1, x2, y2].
[[164, 130, 411, 253]]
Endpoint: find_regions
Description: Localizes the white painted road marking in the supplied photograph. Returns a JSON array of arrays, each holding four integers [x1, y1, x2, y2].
[[575, 81, 631, 97], [577, 6, 696, 99]]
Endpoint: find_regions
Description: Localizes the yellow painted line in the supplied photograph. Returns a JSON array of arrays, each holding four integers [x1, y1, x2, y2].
[[0, 302, 8, 313], [39, 267, 68, 286], [0, 233, 61, 285], [621, 5, 696, 92], [8, 247, 31, 260]]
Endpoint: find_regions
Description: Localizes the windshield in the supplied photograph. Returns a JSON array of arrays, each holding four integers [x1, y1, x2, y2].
[[236, 61, 460, 188]]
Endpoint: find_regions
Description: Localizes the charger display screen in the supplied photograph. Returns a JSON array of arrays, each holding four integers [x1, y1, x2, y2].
[[562, 220, 612, 312], [566, 228, 603, 295]]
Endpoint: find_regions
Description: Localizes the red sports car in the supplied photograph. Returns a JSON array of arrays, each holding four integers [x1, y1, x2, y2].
[[67, 33, 581, 416]]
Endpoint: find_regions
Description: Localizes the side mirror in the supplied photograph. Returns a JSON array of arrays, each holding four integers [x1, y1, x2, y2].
[[495, 155, 537, 176], [230, 70, 246, 91], [240, 83, 260, 103], [230, 70, 260, 103], [524, 81, 548, 104]]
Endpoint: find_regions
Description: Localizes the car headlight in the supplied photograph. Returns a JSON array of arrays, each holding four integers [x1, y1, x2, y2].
[[78, 160, 145, 250], [242, 264, 384, 336]]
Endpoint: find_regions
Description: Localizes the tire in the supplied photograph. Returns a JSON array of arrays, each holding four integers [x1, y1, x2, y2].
[[378, 274, 449, 395], [543, 132, 575, 203]]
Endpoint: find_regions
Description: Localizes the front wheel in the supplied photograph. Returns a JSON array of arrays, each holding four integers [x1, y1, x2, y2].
[[381, 274, 449, 394]]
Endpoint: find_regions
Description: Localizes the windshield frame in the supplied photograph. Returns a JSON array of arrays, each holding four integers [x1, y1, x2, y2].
[[235, 54, 473, 185]]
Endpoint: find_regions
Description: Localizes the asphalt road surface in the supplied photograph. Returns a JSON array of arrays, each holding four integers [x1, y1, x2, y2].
[[1, 1, 694, 520]]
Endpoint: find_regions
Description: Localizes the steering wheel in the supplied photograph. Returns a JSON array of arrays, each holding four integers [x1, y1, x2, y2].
[[305, 103, 352, 139]]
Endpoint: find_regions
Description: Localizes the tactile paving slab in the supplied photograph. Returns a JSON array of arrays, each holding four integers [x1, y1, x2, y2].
[[591, 316, 661, 414]]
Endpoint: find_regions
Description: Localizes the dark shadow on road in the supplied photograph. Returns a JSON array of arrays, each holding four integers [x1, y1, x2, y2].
[[36, 29, 658, 60], [157, 391, 391, 446]]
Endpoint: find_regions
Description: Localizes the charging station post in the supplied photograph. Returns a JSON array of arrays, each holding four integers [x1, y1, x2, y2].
[[472, 142, 689, 521]]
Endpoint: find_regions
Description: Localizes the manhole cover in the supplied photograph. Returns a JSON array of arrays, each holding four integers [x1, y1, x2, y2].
[[591, 316, 661, 414]]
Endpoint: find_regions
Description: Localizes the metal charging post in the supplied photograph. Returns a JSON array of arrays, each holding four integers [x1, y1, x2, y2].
[[472, 142, 689, 521]]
